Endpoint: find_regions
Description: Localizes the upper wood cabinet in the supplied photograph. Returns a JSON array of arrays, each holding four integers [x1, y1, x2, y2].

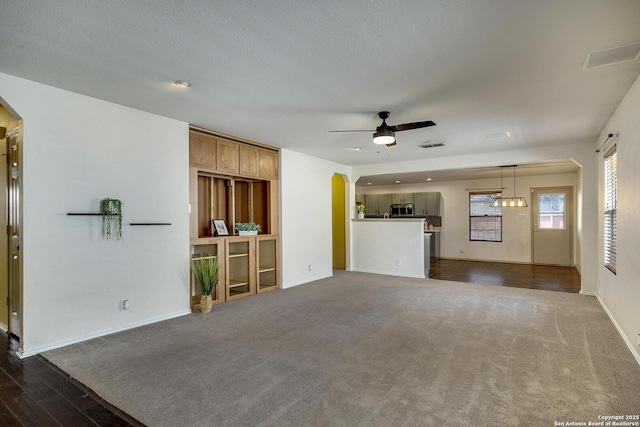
[[189, 129, 278, 180], [189, 133, 216, 169], [216, 138, 239, 174], [259, 150, 278, 179], [239, 145, 259, 177]]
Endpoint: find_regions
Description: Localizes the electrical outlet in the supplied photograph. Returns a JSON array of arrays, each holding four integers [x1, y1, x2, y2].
[[122, 300, 130, 310], [396, 259, 401, 266], [308, 265, 312, 271], [460, 249, 464, 254]]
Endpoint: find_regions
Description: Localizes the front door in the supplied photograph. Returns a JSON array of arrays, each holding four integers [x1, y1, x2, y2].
[[532, 186, 572, 266]]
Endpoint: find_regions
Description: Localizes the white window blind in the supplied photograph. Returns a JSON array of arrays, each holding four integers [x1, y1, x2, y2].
[[469, 192, 502, 242], [604, 146, 617, 274]]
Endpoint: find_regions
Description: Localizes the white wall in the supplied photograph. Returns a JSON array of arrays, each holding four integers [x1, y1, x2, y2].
[[0, 73, 190, 357], [351, 219, 426, 278], [280, 149, 351, 288], [596, 74, 640, 363], [357, 172, 579, 265]]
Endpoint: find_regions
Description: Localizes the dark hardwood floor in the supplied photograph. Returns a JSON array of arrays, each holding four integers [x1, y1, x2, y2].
[[429, 259, 582, 293], [0, 331, 143, 426]]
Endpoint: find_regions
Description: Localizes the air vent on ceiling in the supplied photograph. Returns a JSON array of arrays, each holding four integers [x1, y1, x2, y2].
[[419, 142, 446, 149], [584, 42, 640, 69], [484, 132, 511, 140]]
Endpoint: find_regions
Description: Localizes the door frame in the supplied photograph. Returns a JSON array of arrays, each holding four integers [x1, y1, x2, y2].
[[531, 186, 573, 266]]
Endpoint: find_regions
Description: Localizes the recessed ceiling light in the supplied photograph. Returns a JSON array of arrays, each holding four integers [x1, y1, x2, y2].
[[367, 182, 372, 185], [426, 178, 432, 181], [174, 80, 192, 88], [350, 147, 361, 151], [395, 180, 401, 184], [484, 132, 511, 140]]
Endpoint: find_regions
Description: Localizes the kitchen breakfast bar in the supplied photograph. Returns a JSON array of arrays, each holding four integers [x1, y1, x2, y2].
[[351, 218, 429, 278]]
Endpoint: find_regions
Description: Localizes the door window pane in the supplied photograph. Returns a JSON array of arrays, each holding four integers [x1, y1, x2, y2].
[[538, 193, 565, 229]]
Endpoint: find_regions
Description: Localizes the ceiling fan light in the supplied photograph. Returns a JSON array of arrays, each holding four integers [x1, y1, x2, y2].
[[373, 128, 395, 145]]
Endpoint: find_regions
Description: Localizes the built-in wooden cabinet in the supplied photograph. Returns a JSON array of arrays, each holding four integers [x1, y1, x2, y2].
[[189, 128, 278, 180], [226, 238, 255, 300], [190, 235, 278, 310], [259, 150, 278, 180], [189, 133, 216, 168], [190, 240, 224, 310], [216, 139, 239, 174], [257, 236, 278, 292], [239, 145, 259, 177], [189, 126, 279, 310]]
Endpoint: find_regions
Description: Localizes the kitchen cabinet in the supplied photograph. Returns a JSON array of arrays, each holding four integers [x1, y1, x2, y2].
[[392, 193, 414, 204], [364, 194, 392, 216], [414, 192, 440, 216], [426, 193, 440, 215]]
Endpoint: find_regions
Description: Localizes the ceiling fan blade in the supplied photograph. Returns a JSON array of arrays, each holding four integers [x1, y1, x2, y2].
[[391, 121, 436, 132], [328, 129, 375, 133]]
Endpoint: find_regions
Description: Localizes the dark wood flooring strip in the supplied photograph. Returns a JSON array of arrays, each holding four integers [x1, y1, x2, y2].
[[429, 259, 581, 293], [0, 332, 143, 427]]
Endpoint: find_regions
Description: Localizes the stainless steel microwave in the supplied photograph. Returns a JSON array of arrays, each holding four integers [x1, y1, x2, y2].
[[391, 203, 414, 216]]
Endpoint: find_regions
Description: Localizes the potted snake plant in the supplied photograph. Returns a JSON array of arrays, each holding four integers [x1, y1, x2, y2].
[[191, 256, 219, 313]]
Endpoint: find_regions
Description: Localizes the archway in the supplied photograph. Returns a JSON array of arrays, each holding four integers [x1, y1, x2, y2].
[[331, 173, 347, 269]]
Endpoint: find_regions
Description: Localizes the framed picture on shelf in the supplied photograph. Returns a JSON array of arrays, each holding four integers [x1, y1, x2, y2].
[[212, 219, 229, 236]]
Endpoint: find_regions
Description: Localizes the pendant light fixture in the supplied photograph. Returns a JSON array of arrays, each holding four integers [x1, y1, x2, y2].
[[490, 165, 528, 208]]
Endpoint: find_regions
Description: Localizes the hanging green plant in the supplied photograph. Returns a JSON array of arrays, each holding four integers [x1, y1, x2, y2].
[[101, 198, 123, 240]]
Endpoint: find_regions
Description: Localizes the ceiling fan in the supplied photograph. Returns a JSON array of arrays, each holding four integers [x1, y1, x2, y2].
[[330, 111, 436, 147]]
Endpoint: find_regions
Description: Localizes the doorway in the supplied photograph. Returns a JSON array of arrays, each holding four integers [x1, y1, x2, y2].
[[331, 174, 346, 269], [0, 99, 22, 340], [532, 186, 572, 266]]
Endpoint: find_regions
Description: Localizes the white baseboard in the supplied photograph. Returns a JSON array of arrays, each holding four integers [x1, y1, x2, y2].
[[350, 268, 425, 279], [281, 273, 333, 289], [18, 309, 191, 359], [596, 294, 640, 366]]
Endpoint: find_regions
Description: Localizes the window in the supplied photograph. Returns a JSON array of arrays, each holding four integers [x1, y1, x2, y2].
[[470, 192, 502, 242], [538, 193, 565, 229], [604, 146, 617, 274]]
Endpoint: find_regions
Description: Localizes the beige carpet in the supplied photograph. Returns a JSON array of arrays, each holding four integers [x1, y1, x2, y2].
[[43, 271, 640, 426]]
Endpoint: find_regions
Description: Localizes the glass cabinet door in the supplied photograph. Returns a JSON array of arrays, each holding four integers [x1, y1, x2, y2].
[[226, 238, 255, 300], [191, 241, 224, 310], [257, 236, 278, 292]]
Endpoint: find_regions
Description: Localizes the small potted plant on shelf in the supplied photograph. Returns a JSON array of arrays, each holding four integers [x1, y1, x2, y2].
[[101, 198, 123, 240], [234, 222, 261, 236], [191, 257, 218, 313], [357, 204, 365, 219]]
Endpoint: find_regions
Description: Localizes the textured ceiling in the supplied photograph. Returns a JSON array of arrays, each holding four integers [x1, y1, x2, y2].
[[1, 0, 639, 167]]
